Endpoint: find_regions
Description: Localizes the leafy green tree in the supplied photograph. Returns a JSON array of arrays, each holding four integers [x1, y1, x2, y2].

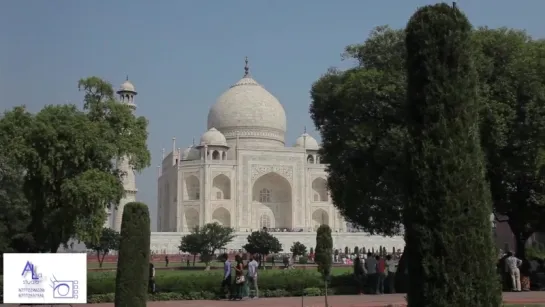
[[180, 223, 235, 269], [310, 25, 545, 260], [315, 225, 333, 307], [114, 202, 151, 307], [404, 4, 501, 306], [290, 241, 307, 258], [179, 232, 201, 266], [243, 230, 282, 265], [84, 227, 121, 268], [0, 77, 151, 252], [475, 29, 545, 258]]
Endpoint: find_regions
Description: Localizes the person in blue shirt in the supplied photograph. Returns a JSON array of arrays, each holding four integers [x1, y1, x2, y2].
[[220, 253, 232, 299]]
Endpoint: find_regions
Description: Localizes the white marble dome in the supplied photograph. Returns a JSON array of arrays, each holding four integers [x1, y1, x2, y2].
[[207, 70, 287, 146], [200, 127, 227, 146], [181, 145, 200, 161], [294, 133, 319, 150], [119, 80, 136, 92]]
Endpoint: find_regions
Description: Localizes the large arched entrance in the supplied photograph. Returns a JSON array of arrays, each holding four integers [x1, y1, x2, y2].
[[212, 207, 231, 227], [252, 172, 292, 229]]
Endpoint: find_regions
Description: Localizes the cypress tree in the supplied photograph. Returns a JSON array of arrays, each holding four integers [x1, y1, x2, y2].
[[315, 225, 333, 307], [114, 202, 151, 307], [404, 3, 501, 306]]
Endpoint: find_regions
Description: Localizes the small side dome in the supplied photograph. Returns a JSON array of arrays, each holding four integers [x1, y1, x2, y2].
[[200, 127, 227, 146], [294, 133, 319, 150], [119, 80, 136, 92], [181, 145, 200, 161]]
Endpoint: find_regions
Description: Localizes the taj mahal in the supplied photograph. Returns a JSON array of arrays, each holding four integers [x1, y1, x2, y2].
[[105, 58, 405, 254]]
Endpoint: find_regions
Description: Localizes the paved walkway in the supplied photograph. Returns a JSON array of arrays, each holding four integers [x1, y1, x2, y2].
[[2, 292, 545, 306]]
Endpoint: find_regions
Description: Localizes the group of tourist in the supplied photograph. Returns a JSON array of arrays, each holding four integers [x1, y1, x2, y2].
[[353, 253, 397, 295], [220, 253, 260, 300]]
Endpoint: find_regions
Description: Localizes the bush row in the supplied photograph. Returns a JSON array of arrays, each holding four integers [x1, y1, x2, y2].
[[86, 270, 357, 296]]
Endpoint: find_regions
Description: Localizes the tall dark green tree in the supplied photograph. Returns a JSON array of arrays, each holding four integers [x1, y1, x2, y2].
[[404, 4, 501, 306], [315, 225, 333, 307], [311, 25, 545, 261], [115, 202, 151, 307]]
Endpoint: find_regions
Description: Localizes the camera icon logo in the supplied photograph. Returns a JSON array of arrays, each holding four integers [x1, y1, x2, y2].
[[52, 280, 79, 299]]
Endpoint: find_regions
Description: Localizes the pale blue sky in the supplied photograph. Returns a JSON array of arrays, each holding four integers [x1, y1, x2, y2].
[[1, 0, 543, 231]]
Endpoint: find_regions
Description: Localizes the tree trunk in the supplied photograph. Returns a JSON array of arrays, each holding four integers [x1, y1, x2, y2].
[[324, 280, 329, 307], [97, 252, 103, 268], [509, 221, 532, 260], [394, 245, 408, 293], [514, 232, 531, 260], [193, 254, 196, 266]]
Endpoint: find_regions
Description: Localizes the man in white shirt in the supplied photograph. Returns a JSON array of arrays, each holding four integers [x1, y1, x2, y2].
[[247, 256, 259, 299], [385, 255, 397, 293], [364, 252, 377, 293], [504, 251, 522, 291]]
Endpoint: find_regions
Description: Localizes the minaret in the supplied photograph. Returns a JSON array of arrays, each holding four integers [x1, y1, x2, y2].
[[111, 76, 139, 232]]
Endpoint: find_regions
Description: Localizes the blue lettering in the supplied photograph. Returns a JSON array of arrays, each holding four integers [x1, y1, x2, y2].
[[21, 261, 39, 280]]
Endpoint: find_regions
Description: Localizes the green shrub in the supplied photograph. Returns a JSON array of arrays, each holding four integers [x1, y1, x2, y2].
[[404, 3, 501, 306], [114, 202, 151, 307], [85, 270, 357, 301], [298, 256, 309, 264]]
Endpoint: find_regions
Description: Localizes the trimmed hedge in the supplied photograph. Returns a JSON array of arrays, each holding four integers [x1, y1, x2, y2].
[[88, 270, 357, 302], [404, 3, 501, 306], [115, 202, 151, 307]]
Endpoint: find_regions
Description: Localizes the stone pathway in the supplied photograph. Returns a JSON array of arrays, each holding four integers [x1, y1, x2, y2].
[[2, 292, 545, 306]]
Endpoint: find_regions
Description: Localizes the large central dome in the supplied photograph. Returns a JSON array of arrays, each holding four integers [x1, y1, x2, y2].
[[207, 59, 287, 147]]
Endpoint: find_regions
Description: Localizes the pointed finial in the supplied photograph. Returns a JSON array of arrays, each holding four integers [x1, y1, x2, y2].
[[126, 75, 129, 81], [304, 126, 307, 134], [244, 56, 249, 77], [192, 137, 195, 146]]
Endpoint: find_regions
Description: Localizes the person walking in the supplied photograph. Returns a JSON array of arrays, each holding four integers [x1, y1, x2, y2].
[[247, 255, 259, 299], [385, 254, 397, 293], [376, 255, 386, 294], [220, 253, 232, 299], [165, 255, 169, 267], [364, 252, 377, 294], [148, 262, 156, 294], [353, 256, 365, 294], [233, 255, 248, 300], [505, 251, 523, 291]]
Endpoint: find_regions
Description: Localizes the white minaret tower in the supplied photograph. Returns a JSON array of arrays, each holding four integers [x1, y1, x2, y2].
[[111, 76, 139, 231]]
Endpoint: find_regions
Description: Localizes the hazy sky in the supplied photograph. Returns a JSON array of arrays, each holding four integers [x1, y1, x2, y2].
[[1, 0, 543, 231]]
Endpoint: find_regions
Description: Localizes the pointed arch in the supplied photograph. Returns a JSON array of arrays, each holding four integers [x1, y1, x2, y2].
[[312, 177, 328, 202], [184, 175, 200, 200], [212, 174, 231, 200], [212, 150, 220, 160], [212, 207, 231, 227], [252, 172, 292, 228], [312, 209, 329, 231], [184, 208, 199, 230]]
